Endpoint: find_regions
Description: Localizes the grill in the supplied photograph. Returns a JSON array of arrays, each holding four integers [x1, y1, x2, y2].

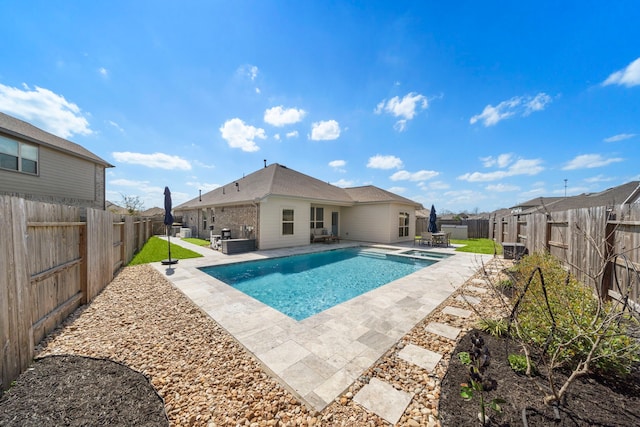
[[221, 228, 231, 240]]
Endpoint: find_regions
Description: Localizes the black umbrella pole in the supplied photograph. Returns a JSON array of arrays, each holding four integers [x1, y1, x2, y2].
[[167, 225, 172, 262]]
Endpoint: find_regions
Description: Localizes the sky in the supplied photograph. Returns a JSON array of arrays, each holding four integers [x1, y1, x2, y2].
[[1, 1, 639, 213]]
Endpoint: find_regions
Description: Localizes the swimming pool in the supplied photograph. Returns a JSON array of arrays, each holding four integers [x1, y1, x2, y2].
[[200, 247, 437, 320]]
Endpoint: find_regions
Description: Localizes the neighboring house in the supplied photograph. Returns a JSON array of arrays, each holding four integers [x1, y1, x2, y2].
[[174, 163, 423, 250], [0, 112, 113, 209], [507, 181, 640, 215]]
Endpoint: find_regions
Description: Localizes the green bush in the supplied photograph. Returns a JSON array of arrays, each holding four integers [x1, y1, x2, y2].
[[510, 252, 639, 375], [477, 318, 509, 338], [508, 354, 536, 375]]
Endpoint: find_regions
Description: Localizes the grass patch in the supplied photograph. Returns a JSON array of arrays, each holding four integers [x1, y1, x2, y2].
[[128, 236, 203, 265], [450, 238, 503, 255], [182, 237, 211, 246]]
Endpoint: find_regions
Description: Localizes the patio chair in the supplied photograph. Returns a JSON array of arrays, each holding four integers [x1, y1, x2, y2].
[[421, 232, 433, 246]]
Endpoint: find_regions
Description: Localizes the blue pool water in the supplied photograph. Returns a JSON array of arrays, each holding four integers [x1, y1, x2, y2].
[[199, 247, 436, 321]]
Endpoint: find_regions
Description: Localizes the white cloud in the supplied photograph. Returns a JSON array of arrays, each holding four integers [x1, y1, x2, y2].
[[310, 120, 340, 140], [604, 133, 636, 142], [249, 65, 259, 81], [427, 181, 450, 190], [562, 154, 624, 170], [98, 67, 108, 78], [458, 158, 544, 182], [329, 160, 346, 172], [112, 152, 192, 170], [374, 92, 428, 131], [481, 153, 513, 168], [107, 120, 124, 133], [264, 106, 307, 127], [584, 174, 614, 183], [366, 154, 403, 170], [486, 183, 520, 192], [387, 186, 406, 194], [602, 57, 640, 87], [286, 130, 299, 138], [524, 93, 552, 115], [390, 169, 439, 182], [470, 93, 551, 127], [0, 83, 92, 138], [219, 118, 266, 152], [186, 180, 220, 193], [273, 133, 281, 141], [331, 178, 354, 187]]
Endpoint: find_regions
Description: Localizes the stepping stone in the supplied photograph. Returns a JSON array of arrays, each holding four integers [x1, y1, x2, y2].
[[398, 344, 442, 372], [442, 306, 472, 318], [353, 378, 413, 425], [471, 278, 488, 285], [456, 294, 481, 305], [466, 285, 488, 294], [425, 322, 462, 340]]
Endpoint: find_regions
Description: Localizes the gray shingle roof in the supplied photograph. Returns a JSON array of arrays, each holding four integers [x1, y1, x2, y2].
[[0, 112, 113, 167], [175, 163, 422, 210], [508, 181, 640, 214]]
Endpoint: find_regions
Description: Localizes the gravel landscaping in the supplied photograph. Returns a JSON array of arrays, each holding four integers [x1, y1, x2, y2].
[[4, 258, 511, 426]]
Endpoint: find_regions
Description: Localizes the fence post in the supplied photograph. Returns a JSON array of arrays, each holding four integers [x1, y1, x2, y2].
[[79, 224, 88, 305]]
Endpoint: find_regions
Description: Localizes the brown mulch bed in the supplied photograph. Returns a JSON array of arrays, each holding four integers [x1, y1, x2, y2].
[[0, 355, 168, 426], [438, 330, 640, 426]]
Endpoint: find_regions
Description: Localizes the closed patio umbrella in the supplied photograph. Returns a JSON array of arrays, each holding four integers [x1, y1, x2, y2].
[[162, 186, 178, 265], [428, 204, 438, 233]]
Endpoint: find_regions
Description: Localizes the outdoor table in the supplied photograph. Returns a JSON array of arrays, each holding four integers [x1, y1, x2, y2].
[[431, 232, 448, 247]]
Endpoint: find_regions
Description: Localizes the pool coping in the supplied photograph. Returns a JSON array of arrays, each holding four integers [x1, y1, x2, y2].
[[150, 239, 491, 412]]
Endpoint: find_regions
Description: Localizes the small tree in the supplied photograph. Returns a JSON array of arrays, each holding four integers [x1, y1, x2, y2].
[[121, 194, 145, 216]]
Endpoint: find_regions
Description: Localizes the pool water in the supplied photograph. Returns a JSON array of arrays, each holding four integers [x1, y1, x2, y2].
[[200, 247, 436, 321]]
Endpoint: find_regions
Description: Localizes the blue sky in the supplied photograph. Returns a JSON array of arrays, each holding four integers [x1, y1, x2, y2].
[[1, 1, 639, 213]]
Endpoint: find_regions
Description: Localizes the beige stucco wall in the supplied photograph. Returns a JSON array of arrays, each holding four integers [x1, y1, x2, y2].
[[342, 203, 415, 244], [258, 196, 311, 250]]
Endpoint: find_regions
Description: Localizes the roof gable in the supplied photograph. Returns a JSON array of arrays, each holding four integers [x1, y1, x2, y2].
[[175, 164, 421, 210], [0, 112, 113, 167]]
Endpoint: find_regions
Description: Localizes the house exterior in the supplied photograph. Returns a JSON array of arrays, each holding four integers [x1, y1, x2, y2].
[[0, 112, 113, 209], [174, 163, 423, 250]]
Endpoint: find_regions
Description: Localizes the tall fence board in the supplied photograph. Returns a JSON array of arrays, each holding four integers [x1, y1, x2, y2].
[[1, 196, 151, 392], [491, 204, 640, 308]]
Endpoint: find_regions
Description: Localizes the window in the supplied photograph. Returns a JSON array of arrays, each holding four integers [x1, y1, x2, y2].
[[0, 136, 38, 174], [310, 206, 324, 229], [398, 212, 410, 237], [282, 209, 294, 235]]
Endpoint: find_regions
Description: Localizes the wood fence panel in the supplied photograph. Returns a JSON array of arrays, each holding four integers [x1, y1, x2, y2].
[[0, 197, 32, 391], [86, 209, 115, 302], [24, 200, 83, 345]]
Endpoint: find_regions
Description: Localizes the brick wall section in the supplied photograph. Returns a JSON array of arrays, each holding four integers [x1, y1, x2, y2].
[[180, 204, 259, 246]]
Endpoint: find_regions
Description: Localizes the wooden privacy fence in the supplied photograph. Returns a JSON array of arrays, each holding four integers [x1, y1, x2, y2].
[[491, 204, 640, 308], [1, 196, 151, 392]]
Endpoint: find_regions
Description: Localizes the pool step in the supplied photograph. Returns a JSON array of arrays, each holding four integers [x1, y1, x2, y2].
[[357, 250, 390, 259]]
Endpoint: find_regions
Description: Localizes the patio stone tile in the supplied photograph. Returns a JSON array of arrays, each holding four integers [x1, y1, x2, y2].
[[280, 360, 327, 397], [442, 306, 473, 318], [353, 378, 413, 425], [467, 285, 488, 294], [314, 368, 356, 405], [357, 330, 397, 352], [257, 340, 310, 375], [456, 294, 482, 305], [425, 322, 462, 340], [471, 278, 489, 286], [398, 344, 442, 372]]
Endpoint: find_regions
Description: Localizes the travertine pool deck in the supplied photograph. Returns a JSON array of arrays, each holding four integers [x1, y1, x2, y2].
[[151, 238, 490, 412]]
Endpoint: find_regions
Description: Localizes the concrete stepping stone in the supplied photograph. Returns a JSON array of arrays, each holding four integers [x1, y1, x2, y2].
[[471, 278, 488, 285], [353, 378, 413, 425], [398, 344, 442, 372], [466, 285, 488, 294], [456, 294, 481, 305], [442, 306, 472, 318], [425, 322, 462, 340]]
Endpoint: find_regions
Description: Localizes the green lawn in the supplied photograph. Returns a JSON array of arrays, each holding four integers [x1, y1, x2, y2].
[[450, 238, 503, 255], [128, 236, 204, 265], [182, 237, 211, 246]]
